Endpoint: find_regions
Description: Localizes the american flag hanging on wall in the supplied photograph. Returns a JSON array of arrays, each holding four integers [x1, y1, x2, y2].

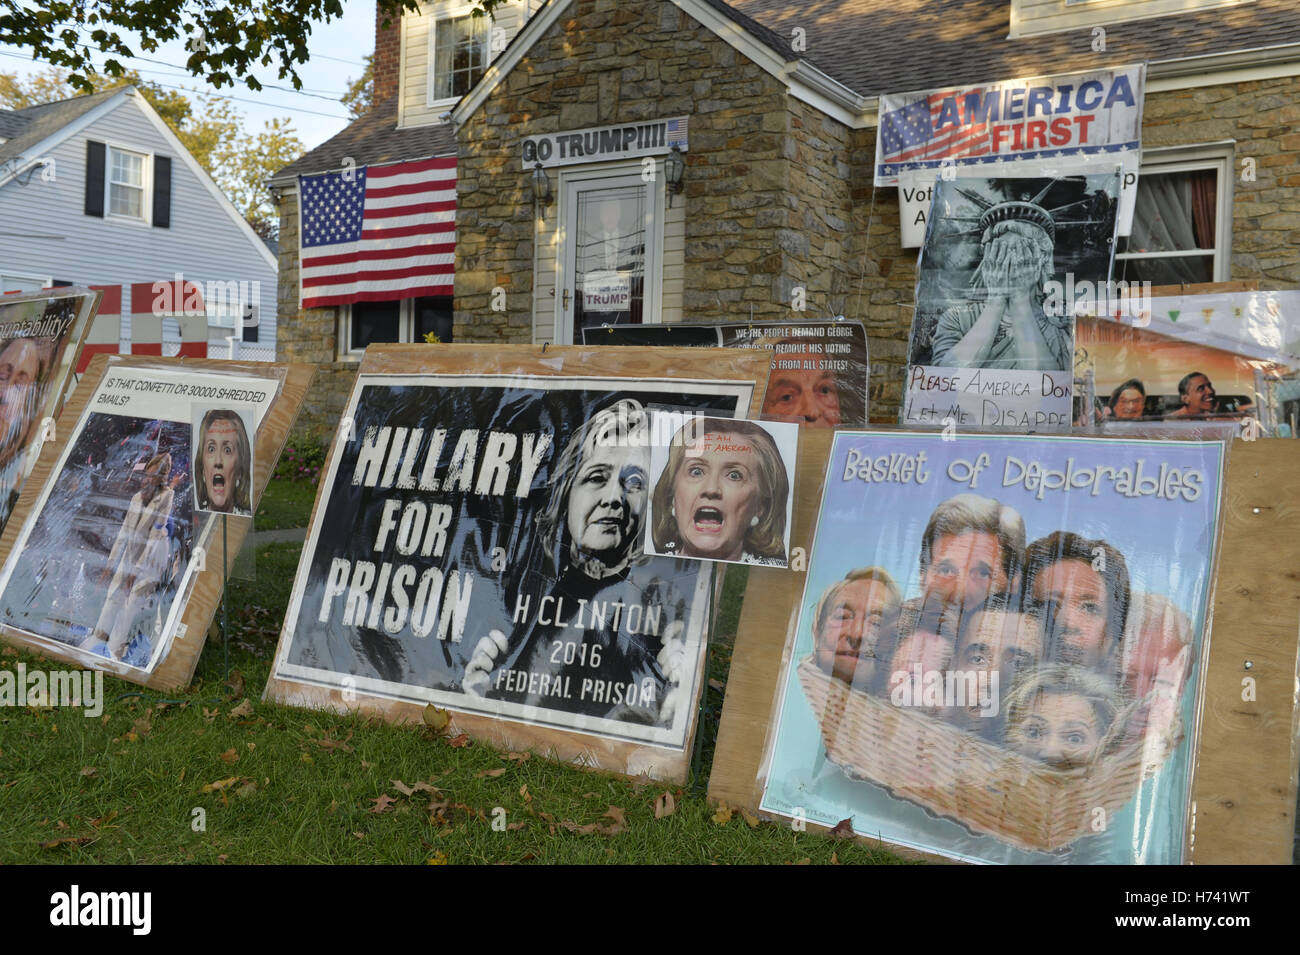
[[298, 156, 456, 308]]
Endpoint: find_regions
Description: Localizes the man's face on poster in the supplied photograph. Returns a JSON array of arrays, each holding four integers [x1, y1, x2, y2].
[[920, 531, 1008, 629], [762, 367, 842, 427], [566, 435, 648, 566], [1181, 375, 1216, 415], [1112, 387, 1144, 420], [955, 609, 1043, 689], [0, 339, 41, 465], [1031, 559, 1110, 668], [815, 578, 894, 684]]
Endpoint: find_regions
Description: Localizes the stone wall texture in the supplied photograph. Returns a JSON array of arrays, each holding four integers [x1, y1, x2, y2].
[[278, 1, 1300, 429]]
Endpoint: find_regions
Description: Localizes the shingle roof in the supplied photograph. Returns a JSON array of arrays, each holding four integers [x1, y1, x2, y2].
[[0, 89, 120, 167], [276, 0, 1298, 179], [728, 0, 1300, 96], [271, 94, 457, 183]]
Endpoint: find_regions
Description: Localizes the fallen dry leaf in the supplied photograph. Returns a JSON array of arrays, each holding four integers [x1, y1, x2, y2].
[[313, 731, 354, 754], [422, 704, 451, 734], [741, 808, 760, 829], [370, 794, 396, 814], [506, 821, 526, 831], [228, 699, 254, 719], [708, 678, 725, 692], [503, 751, 531, 762], [560, 808, 626, 836], [828, 818, 855, 839], [793, 857, 812, 865], [712, 802, 733, 826], [40, 835, 94, 850], [518, 784, 531, 803], [654, 791, 676, 819], [219, 748, 239, 764], [476, 767, 506, 779], [201, 776, 241, 794], [392, 779, 416, 796], [78, 766, 96, 778], [830, 851, 840, 865], [202, 708, 218, 724], [225, 669, 246, 699], [235, 780, 258, 798], [427, 851, 448, 865], [445, 733, 471, 748], [55, 819, 70, 830]]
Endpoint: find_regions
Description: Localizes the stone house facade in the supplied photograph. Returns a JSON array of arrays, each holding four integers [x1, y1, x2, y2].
[[272, 0, 1300, 436]]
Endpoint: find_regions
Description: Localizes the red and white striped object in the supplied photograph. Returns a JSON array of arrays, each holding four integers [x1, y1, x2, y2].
[[298, 156, 456, 309]]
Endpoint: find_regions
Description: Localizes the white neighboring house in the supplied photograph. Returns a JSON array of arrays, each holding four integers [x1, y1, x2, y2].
[[0, 86, 277, 361]]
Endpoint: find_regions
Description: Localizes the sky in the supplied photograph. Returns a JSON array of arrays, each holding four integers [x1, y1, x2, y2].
[[0, 0, 377, 152]]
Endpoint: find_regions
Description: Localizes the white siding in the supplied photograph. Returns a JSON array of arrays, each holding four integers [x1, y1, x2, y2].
[[401, 0, 531, 129], [0, 93, 278, 358], [1011, 0, 1256, 38]]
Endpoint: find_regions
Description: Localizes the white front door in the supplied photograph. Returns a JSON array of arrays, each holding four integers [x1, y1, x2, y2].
[[556, 165, 663, 344]]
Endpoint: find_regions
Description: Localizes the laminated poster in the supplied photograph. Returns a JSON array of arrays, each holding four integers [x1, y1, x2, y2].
[[581, 321, 869, 427], [271, 374, 755, 749], [0, 366, 275, 675], [0, 288, 99, 532], [759, 430, 1224, 864], [904, 173, 1120, 431]]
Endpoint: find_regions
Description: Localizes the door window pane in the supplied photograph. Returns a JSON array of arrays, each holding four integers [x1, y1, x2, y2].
[[573, 184, 645, 340]]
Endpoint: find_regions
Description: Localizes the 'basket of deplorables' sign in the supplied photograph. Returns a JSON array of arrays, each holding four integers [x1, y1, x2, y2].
[[757, 431, 1221, 864]]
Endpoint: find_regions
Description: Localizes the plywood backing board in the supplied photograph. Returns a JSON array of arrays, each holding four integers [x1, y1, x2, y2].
[[0, 354, 315, 691], [709, 435, 1300, 865], [1188, 438, 1300, 864], [263, 342, 773, 783]]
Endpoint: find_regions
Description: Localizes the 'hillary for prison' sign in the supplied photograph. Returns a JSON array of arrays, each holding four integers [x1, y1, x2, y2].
[[522, 117, 689, 168]]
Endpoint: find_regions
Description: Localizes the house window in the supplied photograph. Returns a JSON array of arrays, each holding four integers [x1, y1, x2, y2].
[[1115, 145, 1232, 286], [431, 13, 490, 102], [107, 146, 148, 220], [340, 296, 454, 358]]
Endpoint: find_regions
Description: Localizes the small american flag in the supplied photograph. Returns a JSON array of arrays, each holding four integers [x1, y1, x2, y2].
[[299, 156, 456, 308]]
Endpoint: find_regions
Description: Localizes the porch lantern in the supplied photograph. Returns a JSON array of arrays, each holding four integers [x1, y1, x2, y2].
[[665, 146, 685, 207], [531, 162, 552, 207]]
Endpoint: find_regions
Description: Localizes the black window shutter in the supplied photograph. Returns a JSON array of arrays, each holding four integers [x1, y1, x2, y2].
[[152, 155, 172, 228], [84, 140, 105, 217]]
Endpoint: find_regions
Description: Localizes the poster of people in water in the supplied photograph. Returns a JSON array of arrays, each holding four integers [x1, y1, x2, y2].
[[0, 289, 98, 533], [0, 367, 275, 674], [759, 431, 1224, 864], [581, 321, 869, 427], [271, 374, 754, 748], [903, 173, 1120, 431]]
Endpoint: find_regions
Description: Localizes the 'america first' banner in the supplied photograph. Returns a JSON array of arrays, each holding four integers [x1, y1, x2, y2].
[[874, 65, 1145, 186]]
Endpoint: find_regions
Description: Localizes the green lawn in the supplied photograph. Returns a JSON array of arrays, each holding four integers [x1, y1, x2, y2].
[[254, 478, 318, 530], [0, 541, 908, 865]]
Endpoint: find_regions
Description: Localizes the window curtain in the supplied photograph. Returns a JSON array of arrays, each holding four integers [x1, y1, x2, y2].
[[1122, 171, 1215, 285]]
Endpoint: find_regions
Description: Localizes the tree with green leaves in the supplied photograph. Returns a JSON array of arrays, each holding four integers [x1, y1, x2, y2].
[[341, 54, 374, 120], [1, 68, 302, 238], [0, 0, 504, 93]]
